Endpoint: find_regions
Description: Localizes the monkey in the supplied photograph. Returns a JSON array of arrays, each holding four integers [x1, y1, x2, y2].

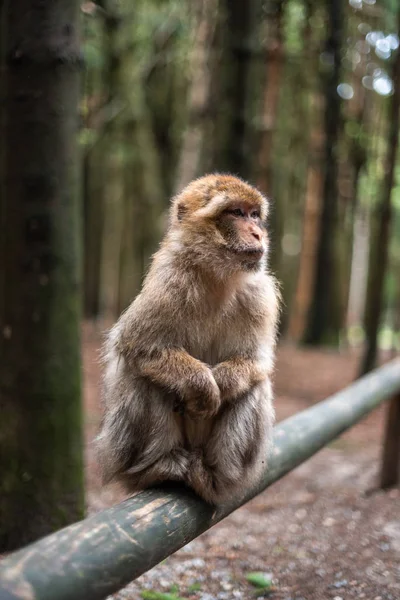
[[96, 173, 280, 505]]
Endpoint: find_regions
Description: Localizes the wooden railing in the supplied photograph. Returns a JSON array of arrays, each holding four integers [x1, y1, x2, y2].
[[1, 358, 399, 600]]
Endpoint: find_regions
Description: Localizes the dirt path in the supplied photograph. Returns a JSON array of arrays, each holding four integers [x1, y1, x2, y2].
[[82, 325, 399, 600]]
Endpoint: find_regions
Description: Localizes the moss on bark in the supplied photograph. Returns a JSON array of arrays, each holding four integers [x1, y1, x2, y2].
[[0, 0, 84, 551]]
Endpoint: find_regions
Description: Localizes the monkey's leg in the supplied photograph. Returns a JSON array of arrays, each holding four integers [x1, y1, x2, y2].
[[97, 376, 186, 489], [187, 380, 274, 505]]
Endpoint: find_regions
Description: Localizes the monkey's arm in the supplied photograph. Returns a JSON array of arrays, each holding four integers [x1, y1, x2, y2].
[[136, 347, 216, 397], [114, 290, 221, 419], [118, 336, 221, 419], [212, 356, 271, 402], [140, 348, 221, 419]]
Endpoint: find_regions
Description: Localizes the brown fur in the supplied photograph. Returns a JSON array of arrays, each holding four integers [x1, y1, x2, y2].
[[96, 174, 280, 504]]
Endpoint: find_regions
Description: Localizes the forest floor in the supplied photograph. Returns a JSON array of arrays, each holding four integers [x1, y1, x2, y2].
[[83, 323, 400, 600]]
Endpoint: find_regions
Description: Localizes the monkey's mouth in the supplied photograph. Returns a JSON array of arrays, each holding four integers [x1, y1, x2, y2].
[[232, 246, 264, 261]]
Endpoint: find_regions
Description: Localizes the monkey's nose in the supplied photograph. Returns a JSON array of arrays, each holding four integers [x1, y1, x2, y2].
[[251, 230, 261, 241]]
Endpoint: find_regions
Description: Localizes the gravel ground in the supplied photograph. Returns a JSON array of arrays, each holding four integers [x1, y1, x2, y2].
[[82, 326, 400, 600]]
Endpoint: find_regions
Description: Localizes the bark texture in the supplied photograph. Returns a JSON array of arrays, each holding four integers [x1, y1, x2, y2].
[[0, 0, 84, 551], [360, 18, 400, 374], [174, 0, 220, 193], [380, 393, 400, 489], [303, 0, 344, 346]]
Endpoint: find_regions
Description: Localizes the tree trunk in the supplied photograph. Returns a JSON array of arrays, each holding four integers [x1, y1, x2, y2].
[[287, 109, 324, 341], [83, 0, 121, 319], [287, 0, 324, 341], [213, 0, 254, 177], [0, 0, 84, 551], [144, 18, 183, 198], [303, 0, 344, 346], [343, 23, 371, 333], [117, 121, 144, 314], [346, 206, 369, 331], [256, 0, 285, 196], [360, 23, 400, 374], [83, 144, 104, 318], [347, 95, 383, 335], [174, 0, 219, 193]]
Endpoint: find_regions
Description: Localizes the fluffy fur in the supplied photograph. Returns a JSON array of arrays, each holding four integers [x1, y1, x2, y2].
[[96, 174, 280, 504]]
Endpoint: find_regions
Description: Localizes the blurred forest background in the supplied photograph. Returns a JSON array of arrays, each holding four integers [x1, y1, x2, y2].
[[1, 0, 400, 581], [81, 0, 400, 375]]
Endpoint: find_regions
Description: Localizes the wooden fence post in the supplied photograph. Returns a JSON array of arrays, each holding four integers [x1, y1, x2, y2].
[[380, 392, 400, 488]]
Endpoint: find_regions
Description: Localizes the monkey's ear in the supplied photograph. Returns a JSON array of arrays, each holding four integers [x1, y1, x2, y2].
[[176, 203, 187, 222]]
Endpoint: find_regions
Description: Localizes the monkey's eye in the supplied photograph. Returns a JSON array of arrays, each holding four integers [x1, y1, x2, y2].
[[227, 208, 245, 217], [250, 210, 261, 220]]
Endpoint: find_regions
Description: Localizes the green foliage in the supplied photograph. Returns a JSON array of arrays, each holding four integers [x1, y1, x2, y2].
[[140, 582, 202, 599], [283, 0, 306, 55], [246, 572, 274, 589], [382, 0, 398, 26], [80, 0, 400, 351], [187, 582, 202, 593], [78, 128, 98, 149], [84, 41, 105, 70], [141, 591, 186, 600]]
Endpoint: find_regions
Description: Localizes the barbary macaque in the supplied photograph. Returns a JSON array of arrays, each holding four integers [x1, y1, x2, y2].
[[96, 174, 280, 504]]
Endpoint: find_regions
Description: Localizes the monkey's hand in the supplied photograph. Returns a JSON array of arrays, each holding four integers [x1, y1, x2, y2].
[[212, 358, 268, 403], [127, 346, 221, 417], [183, 370, 221, 421]]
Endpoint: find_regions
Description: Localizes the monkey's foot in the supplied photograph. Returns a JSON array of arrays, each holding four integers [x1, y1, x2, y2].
[[125, 447, 190, 490], [166, 447, 191, 478], [186, 450, 225, 505]]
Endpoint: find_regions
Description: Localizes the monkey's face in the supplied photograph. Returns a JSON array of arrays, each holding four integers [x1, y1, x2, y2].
[[172, 175, 269, 274], [215, 202, 267, 271]]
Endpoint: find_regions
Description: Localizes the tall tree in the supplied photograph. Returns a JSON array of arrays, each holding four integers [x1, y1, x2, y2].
[[256, 0, 286, 281], [0, 0, 84, 551], [256, 0, 285, 195], [83, 0, 122, 319], [212, 0, 255, 177], [174, 0, 220, 193], [288, 95, 325, 340], [360, 17, 400, 374], [144, 16, 183, 198], [303, 0, 344, 346], [287, 0, 324, 341]]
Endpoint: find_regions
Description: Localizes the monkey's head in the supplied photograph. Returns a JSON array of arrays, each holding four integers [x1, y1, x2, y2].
[[170, 174, 269, 274]]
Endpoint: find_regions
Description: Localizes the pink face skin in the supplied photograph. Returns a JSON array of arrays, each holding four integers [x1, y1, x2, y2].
[[221, 202, 266, 260]]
